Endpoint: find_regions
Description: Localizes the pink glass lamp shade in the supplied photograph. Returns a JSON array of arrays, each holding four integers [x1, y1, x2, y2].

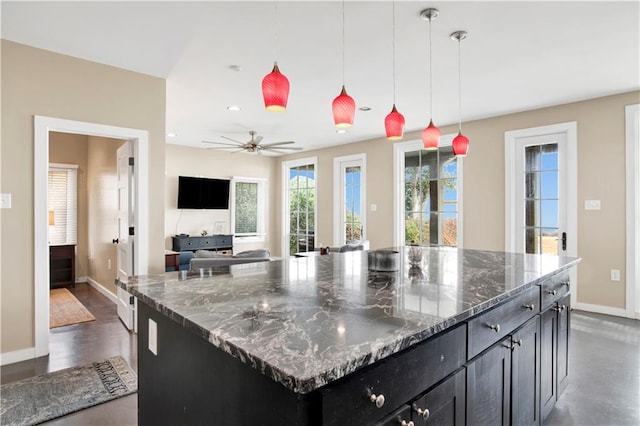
[[422, 119, 440, 150], [452, 132, 470, 156], [262, 63, 290, 112], [332, 85, 356, 128], [385, 104, 405, 140]]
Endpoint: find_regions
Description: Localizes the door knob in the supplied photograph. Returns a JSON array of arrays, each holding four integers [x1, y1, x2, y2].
[[112, 238, 119, 244]]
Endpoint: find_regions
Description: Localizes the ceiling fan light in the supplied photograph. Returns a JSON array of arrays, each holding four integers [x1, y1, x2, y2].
[[332, 85, 356, 128], [452, 132, 470, 157], [384, 104, 405, 140], [262, 62, 289, 112], [422, 120, 440, 150]]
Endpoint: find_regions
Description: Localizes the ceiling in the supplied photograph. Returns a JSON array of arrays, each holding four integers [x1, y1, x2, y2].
[[2, 1, 639, 154]]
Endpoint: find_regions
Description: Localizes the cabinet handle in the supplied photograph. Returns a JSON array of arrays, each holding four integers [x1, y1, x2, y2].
[[510, 339, 523, 350], [547, 289, 557, 296], [414, 405, 430, 420], [369, 393, 385, 408], [523, 303, 535, 311], [488, 323, 501, 333], [562, 282, 570, 287], [553, 304, 567, 312], [400, 421, 414, 426]]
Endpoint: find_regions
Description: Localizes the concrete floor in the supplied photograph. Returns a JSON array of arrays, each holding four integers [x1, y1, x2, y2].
[[1, 284, 638, 425]]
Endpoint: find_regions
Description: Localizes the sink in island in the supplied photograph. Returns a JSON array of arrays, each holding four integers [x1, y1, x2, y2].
[[117, 247, 580, 425]]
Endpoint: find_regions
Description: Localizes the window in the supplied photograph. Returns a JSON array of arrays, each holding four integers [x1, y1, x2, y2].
[[333, 154, 366, 246], [230, 177, 266, 241], [48, 163, 78, 245], [393, 136, 463, 247], [282, 157, 317, 257]]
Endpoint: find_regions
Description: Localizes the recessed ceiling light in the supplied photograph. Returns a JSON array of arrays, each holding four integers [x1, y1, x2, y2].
[[227, 105, 242, 111], [167, 133, 177, 138], [359, 106, 372, 111], [229, 65, 242, 72], [336, 129, 347, 134]]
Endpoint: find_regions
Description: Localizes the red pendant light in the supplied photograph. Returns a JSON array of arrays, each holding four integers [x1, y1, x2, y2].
[[262, 62, 289, 112], [451, 30, 470, 157], [452, 132, 470, 156], [385, 104, 405, 140], [422, 119, 441, 150], [333, 85, 356, 128], [421, 9, 440, 150]]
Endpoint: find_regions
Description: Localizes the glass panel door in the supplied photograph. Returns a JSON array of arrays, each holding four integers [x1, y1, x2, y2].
[[285, 161, 316, 256], [334, 154, 366, 246]]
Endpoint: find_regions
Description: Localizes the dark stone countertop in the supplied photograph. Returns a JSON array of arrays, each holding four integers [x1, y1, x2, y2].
[[117, 246, 579, 394]]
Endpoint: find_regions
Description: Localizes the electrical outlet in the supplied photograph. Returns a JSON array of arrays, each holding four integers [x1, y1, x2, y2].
[[148, 319, 158, 355], [610, 269, 621, 281], [584, 200, 601, 210], [0, 193, 11, 209]]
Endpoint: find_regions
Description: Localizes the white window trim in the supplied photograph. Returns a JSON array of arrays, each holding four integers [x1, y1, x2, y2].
[[230, 176, 267, 243], [504, 121, 578, 309], [392, 134, 463, 248], [281, 156, 318, 257], [333, 153, 367, 247], [625, 104, 640, 319]]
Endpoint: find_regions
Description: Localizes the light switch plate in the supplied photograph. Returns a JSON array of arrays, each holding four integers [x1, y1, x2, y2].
[[0, 193, 11, 209], [370, 204, 377, 212], [610, 269, 621, 281], [584, 200, 601, 210], [148, 319, 158, 355]]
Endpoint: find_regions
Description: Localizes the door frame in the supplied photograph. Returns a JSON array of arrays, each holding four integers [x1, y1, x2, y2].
[[505, 121, 578, 307], [625, 104, 640, 319], [34, 116, 149, 358], [333, 153, 366, 247], [281, 156, 318, 257]]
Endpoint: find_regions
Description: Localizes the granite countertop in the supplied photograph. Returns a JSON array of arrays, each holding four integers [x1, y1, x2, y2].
[[117, 246, 580, 394]]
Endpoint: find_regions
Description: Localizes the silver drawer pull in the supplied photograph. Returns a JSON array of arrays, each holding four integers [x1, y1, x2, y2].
[[553, 304, 567, 312], [510, 339, 523, 350], [488, 323, 501, 333], [562, 282, 570, 287], [547, 289, 557, 296], [523, 304, 535, 311], [400, 421, 414, 426], [414, 405, 431, 420], [369, 393, 385, 408]]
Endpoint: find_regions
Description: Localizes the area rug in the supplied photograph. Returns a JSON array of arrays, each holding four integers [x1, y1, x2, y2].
[[49, 288, 95, 328], [0, 356, 137, 426]]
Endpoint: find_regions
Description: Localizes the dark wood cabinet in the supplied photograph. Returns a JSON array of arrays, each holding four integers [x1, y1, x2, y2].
[[412, 369, 466, 426], [171, 235, 233, 253], [540, 294, 571, 421], [511, 316, 541, 426], [377, 405, 413, 426], [466, 338, 511, 426], [49, 244, 75, 288]]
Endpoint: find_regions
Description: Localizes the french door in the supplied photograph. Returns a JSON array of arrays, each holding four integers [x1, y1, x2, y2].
[[282, 157, 318, 257], [333, 154, 366, 246]]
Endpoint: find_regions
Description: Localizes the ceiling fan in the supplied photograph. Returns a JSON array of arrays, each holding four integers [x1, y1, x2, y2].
[[202, 131, 302, 154]]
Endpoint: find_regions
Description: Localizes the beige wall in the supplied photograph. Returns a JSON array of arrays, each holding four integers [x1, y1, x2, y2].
[[1, 40, 166, 354], [165, 144, 278, 254], [278, 91, 640, 311], [49, 132, 89, 281], [87, 137, 125, 293]]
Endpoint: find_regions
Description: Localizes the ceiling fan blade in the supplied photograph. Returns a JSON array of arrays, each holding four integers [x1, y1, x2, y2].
[[221, 135, 244, 144], [202, 140, 244, 147], [206, 146, 240, 150], [260, 141, 296, 148], [253, 135, 263, 144], [265, 146, 303, 151]]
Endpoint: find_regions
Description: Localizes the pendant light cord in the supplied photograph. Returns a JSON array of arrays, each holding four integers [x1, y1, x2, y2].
[[392, 0, 396, 104], [457, 37, 462, 132], [342, 0, 345, 85], [429, 16, 434, 119], [274, 0, 279, 63]]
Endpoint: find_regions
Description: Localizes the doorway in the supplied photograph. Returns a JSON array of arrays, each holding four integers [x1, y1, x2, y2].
[[333, 154, 366, 247], [505, 122, 578, 305], [34, 116, 149, 358], [281, 157, 317, 257]]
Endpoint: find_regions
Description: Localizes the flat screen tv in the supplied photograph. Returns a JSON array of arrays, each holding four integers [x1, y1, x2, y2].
[[177, 176, 230, 209]]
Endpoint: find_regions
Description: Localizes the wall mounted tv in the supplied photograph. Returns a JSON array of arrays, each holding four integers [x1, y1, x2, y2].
[[177, 176, 230, 209]]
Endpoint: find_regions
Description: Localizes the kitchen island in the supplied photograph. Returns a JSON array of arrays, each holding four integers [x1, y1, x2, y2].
[[117, 247, 579, 425]]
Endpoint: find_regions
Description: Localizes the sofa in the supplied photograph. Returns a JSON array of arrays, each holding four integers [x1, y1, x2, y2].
[[189, 249, 271, 270], [316, 240, 370, 253]]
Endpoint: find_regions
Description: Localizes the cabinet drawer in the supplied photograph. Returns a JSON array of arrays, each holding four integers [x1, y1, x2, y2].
[[540, 273, 570, 310], [468, 286, 539, 360], [213, 234, 232, 247], [322, 324, 466, 426]]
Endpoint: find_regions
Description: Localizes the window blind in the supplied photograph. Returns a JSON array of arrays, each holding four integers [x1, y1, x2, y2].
[[48, 164, 78, 245]]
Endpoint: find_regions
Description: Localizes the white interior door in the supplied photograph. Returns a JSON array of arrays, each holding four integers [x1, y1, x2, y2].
[[116, 141, 135, 330]]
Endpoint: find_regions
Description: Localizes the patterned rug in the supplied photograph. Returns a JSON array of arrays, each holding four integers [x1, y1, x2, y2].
[[49, 288, 95, 328], [0, 356, 137, 426]]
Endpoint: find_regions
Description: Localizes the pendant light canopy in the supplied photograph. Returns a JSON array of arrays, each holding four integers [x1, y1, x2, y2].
[[451, 30, 469, 157], [420, 8, 440, 150], [262, 1, 289, 112], [385, 0, 404, 140], [262, 62, 289, 112], [333, 0, 356, 128]]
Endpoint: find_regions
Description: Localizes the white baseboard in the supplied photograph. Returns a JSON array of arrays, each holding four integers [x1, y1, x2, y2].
[[86, 277, 117, 304], [0, 347, 36, 366], [573, 302, 630, 318]]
